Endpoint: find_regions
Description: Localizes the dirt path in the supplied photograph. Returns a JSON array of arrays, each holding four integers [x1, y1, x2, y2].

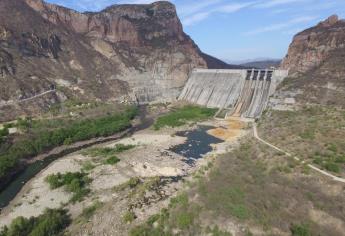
[[0, 90, 55, 108], [253, 123, 345, 183]]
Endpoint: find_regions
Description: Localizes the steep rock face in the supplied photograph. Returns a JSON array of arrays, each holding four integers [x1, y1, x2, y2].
[[280, 15, 345, 107], [25, 0, 208, 103], [281, 15, 345, 74], [0, 0, 131, 121]]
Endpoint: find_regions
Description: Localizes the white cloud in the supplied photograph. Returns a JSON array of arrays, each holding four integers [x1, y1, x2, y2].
[[178, 0, 223, 16], [244, 15, 318, 35], [182, 2, 255, 26], [255, 0, 311, 8]]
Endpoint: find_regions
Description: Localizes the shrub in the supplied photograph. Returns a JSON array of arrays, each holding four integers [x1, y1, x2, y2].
[[323, 162, 340, 173], [123, 211, 136, 223], [45, 172, 91, 202], [290, 223, 311, 236], [0, 208, 71, 236]]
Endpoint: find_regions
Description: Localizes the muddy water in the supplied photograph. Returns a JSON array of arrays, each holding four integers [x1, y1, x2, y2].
[[170, 126, 223, 165]]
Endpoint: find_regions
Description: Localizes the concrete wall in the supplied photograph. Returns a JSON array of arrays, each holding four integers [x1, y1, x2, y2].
[[178, 69, 288, 118]]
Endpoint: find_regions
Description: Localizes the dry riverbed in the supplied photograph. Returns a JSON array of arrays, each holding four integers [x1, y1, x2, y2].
[[0, 118, 249, 234]]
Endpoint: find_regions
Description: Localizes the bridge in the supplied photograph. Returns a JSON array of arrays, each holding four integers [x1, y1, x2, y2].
[[178, 69, 288, 119]]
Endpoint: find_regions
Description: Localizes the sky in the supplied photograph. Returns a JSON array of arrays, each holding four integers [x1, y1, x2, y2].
[[46, 0, 345, 63]]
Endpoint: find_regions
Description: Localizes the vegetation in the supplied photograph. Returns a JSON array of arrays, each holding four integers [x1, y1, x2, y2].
[[82, 144, 135, 166], [130, 193, 204, 235], [78, 201, 103, 223], [0, 127, 9, 144], [0, 106, 137, 180], [153, 105, 217, 130], [205, 226, 233, 236], [259, 106, 345, 175], [123, 211, 136, 223], [84, 144, 135, 158], [114, 177, 141, 192], [45, 172, 91, 203], [130, 137, 345, 235], [103, 156, 120, 165], [290, 223, 311, 236], [0, 208, 71, 236]]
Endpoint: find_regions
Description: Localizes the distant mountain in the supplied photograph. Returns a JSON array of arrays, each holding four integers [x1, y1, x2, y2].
[[240, 59, 281, 69], [201, 53, 246, 69]]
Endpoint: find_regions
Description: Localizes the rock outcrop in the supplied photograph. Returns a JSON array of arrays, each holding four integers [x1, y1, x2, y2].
[[280, 15, 345, 107], [281, 15, 345, 74], [0, 0, 233, 121]]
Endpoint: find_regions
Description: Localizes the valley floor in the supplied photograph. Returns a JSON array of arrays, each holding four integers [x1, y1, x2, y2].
[[0, 108, 248, 235], [1, 104, 344, 236]]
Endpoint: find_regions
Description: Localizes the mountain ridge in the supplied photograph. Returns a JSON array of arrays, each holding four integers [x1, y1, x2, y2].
[[0, 0, 235, 122]]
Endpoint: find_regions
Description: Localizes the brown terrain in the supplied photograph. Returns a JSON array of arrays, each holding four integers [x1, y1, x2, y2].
[[280, 15, 345, 107], [0, 0, 236, 122]]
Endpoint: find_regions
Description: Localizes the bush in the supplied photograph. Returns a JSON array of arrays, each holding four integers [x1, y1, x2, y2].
[[0, 208, 71, 236], [323, 162, 340, 173], [290, 223, 311, 236], [123, 211, 136, 223], [45, 172, 91, 203]]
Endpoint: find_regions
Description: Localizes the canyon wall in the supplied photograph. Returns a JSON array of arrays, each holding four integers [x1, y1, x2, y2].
[[0, 0, 234, 121], [280, 15, 345, 107]]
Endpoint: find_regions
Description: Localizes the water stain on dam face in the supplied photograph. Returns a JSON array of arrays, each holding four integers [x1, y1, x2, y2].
[[178, 69, 288, 119], [169, 126, 223, 165]]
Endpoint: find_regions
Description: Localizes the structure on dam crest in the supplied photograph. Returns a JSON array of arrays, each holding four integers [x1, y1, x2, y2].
[[178, 69, 288, 118]]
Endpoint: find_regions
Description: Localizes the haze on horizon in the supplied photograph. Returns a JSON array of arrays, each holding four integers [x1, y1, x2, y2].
[[46, 0, 345, 63]]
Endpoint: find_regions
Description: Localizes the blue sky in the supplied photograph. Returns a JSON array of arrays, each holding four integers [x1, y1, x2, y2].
[[46, 0, 345, 62]]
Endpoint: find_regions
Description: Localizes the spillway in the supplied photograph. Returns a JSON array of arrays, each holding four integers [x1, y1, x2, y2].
[[178, 69, 288, 118]]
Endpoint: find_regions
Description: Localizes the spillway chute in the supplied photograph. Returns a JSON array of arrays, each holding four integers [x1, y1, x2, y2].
[[178, 69, 288, 119]]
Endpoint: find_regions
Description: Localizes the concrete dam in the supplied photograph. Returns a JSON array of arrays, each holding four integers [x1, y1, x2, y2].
[[178, 69, 288, 118]]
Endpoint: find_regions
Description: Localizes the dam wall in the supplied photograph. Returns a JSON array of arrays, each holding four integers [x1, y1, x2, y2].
[[178, 69, 288, 118]]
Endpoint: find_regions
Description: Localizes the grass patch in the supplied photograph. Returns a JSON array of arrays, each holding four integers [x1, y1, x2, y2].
[[81, 161, 95, 172], [78, 201, 103, 223], [103, 156, 120, 165], [206, 226, 232, 236], [0, 208, 70, 236], [153, 105, 217, 130], [123, 211, 136, 223], [83, 144, 135, 158], [114, 177, 141, 192], [45, 172, 91, 203], [82, 144, 135, 166]]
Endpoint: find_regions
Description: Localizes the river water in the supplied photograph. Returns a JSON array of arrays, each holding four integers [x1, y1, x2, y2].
[[0, 106, 153, 210], [170, 126, 223, 165], [0, 111, 221, 210]]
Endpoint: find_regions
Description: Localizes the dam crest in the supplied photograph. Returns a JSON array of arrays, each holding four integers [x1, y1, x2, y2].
[[178, 69, 288, 118]]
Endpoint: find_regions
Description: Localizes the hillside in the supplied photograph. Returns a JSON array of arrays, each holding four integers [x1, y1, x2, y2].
[[0, 0, 235, 122], [241, 59, 281, 69], [280, 15, 345, 106]]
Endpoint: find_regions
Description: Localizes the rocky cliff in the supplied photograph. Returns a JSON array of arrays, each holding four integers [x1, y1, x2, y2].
[[0, 0, 231, 121], [280, 15, 345, 107], [281, 15, 345, 74]]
